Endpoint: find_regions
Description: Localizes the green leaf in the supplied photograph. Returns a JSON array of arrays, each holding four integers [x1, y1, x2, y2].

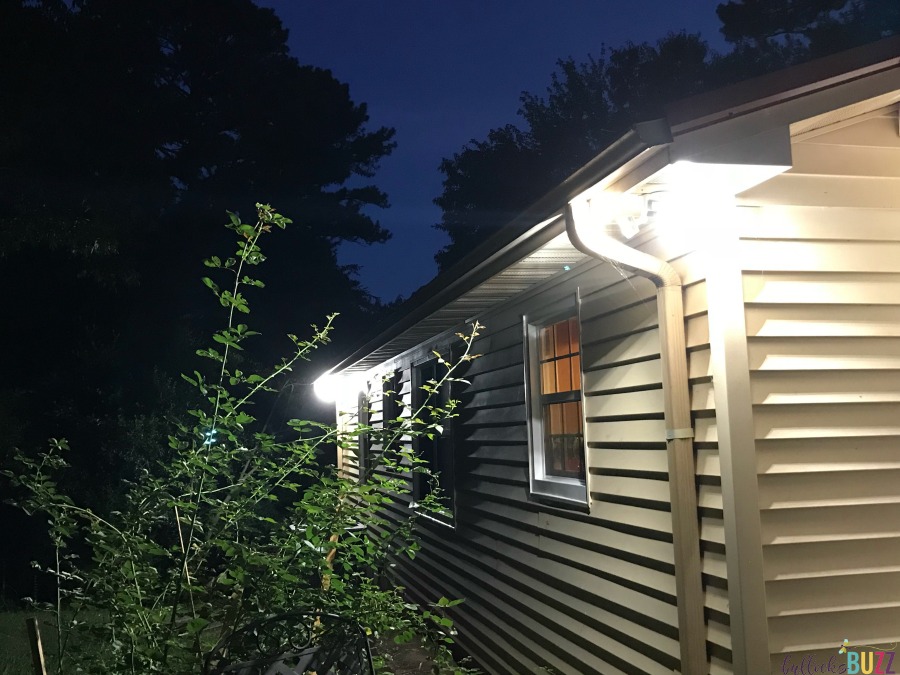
[[213, 333, 243, 350], [186, 617, 209, 635], [201, 277, 219, 294], [241, 275, 265, 288], [238, 223, 257, 238], [234, 412, 254, 425], [216, 571, 235, 587]]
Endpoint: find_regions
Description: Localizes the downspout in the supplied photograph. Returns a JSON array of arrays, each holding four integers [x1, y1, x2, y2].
[[566, 205, 708, 675]]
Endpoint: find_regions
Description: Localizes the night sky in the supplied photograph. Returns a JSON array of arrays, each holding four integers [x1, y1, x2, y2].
[[255, 1, 728, 301]]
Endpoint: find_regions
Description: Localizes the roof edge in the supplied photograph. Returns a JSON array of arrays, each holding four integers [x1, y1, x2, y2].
[[330, 120, 672, 375], [666, 35, 900, 135]]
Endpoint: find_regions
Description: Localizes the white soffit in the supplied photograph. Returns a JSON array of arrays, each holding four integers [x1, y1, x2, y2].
[[341, 227, 587, 374], [635, 160, 790, 199]]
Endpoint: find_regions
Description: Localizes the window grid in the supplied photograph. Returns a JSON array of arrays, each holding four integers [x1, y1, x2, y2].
[[538, 316, 585, 480]]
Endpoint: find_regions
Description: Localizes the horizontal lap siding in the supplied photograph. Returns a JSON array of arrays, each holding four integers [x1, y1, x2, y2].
[[592, 248, 731, 668], [451, 268, 684, 675], [340, 251, 728, 672], [364, 264, 679, 674], [737, 110, 900, 664], [581, 274, 680, 672], [581, 269, 682, 672], [740, 199, 900, 658], [441, 257, 723, 674], [463, 304, 664, 674], [684, 276, 733, 672], [337, 391, 362, 482]]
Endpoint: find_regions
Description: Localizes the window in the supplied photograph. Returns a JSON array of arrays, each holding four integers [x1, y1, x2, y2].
[[356, 390, 370, 483], [381, 369, 401, 429], [357, 370, 402, 484], [524, 298, 588, 505], [411, 357, 456, 525]]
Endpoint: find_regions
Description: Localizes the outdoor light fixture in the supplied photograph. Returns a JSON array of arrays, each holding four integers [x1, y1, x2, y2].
[[313, 372, 368, 403], [611, 192, 648, 239], [313, 373, 340, 402], [568, 191, 650, 242]]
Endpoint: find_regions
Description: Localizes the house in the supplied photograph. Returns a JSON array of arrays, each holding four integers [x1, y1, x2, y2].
[[315, 38, 900, 675]]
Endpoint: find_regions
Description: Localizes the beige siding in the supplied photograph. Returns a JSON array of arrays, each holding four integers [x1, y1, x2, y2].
[[583, 252, 732, 669], [684, 277, 733, 667], [447, 264, 683, 674], [737, 104, 900, 664], [337, 248, 731, 674], [330, 95, 900, 675]]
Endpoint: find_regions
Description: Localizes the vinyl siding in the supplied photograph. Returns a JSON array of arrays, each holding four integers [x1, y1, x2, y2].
[[330, 95, 900, 675], [448, 263, 682, 675], [339, 247, 729, 674], [738, 104, 900, 669]]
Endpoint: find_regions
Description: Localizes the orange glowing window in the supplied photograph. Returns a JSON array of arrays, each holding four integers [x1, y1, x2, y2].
[[537, 316, 584, 479]]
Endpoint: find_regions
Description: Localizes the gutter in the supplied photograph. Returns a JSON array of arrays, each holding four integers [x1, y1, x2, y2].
[[565, 205, 708, 675], [330, 37, 900, 377]]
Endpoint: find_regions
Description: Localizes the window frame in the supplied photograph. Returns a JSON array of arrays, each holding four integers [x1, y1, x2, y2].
[[356, 389, 370, 484], [523, 290, 589, 507], [381, 368, 402, 432]]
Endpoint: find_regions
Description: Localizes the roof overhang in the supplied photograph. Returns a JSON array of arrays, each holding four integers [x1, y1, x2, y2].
[[324, 36, 900, 384], [325, 120, 673, 378]]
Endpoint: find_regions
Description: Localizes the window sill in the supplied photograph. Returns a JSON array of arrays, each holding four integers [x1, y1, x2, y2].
[[529, 478, 589, 510]]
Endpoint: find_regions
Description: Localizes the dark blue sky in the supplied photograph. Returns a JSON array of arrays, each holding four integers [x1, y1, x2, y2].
[[256, 1, 727, 300]]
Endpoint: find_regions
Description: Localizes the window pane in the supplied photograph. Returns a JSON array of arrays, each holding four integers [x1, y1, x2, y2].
[[556, 356, 572, 392], [554, 320, 570, 357], [571, 354, 581, 391], [563, 400, 580, 435], [565, 435, 584, 475], [547, 403, 563, 435], [541, 361, 556, 394], [568, 317, 580, 355], [545, 433, 585, 479], [540, 326, 554, 361], [550, 436, 563, 473], [533, 312, 586, 484]]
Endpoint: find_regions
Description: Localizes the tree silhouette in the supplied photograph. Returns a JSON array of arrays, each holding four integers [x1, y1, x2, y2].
[[717, 0, 900, 55], [433, 1, 900, 270], [434, 34, 711, 270], [0, 0, 395, 479]]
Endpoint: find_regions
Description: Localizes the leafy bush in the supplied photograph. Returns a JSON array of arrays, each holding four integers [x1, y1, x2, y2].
[[4, 205, 478, 673]]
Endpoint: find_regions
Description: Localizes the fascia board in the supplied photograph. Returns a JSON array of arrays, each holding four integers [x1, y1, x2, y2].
[[666, 36, 900, 136]]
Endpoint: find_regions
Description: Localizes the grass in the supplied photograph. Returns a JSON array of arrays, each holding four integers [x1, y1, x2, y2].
[[0, 610, 58, 675]]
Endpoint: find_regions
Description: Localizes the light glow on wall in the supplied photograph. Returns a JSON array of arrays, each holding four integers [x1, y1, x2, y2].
[[646, 190, 740, 252]]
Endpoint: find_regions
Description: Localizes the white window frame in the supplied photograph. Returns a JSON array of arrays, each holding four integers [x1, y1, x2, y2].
[[523, 290, 589, 507]]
